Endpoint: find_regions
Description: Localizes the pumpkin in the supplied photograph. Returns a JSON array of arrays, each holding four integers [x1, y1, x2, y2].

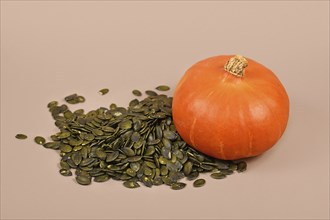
[[172, 55, 289, 160]]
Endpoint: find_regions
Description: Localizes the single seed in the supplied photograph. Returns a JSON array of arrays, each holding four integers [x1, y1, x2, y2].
[[237, 161, 247, 172], [145, 90, 158, 96], [210, 173, 227, 179], [193, 179, 206, 187], [34, 136, 46, 145], [60, 144, 72, 153], [76, 175, 91, 185], [59, 169, 72, 176], [132, 90, 142, 96], [99, 88, 109, 95], [77, 96, 85, 103], [15, 134, 27, 140], [94, 174, 110, 182], [123, 180, 140, 188], [155, 85, 170, 91], [170, 182, 186, 190], [47, 101, 58, 108]]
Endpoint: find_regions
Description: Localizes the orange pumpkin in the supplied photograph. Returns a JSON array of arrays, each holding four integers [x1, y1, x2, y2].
[[172, 55, 289, 160]]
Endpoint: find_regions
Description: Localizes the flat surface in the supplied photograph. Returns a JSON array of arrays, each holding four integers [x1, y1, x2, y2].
[[1, 1, 329, 220]]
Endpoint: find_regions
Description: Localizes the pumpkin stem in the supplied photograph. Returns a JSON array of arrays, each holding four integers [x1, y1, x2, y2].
[[224, 55, 248, 77]]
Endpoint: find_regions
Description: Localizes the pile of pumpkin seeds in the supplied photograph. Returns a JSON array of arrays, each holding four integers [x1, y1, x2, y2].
[[16, 85, 246, 189]]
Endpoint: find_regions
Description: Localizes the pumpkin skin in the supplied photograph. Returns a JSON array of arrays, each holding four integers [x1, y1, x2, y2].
[[172, 55, 289, 160]]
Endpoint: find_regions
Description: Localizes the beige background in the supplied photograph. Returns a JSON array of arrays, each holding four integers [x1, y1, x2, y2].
[[1, 1, 329, 220]]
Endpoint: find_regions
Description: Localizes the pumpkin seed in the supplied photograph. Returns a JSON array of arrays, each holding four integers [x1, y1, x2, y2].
[[94, 174, 110, 182], [60, 161, 71, 170], [237, 161, 247, 172], [47, 101, 58, 108], [145, 90, 158, 96], [127, 156, 142, 163], [155, 85, 170, 91], [123, 180, 140, 188], [132, 89, 142, 96], [193, 179, 206, 187], [119, 120, 132, 130], [72, 152, 82, 165], [170, 182, 186, 190], [80, 158, 95, 167], [34, 136, 46, 145], [106, 151, 119, 162], [163, 130, 176, 140], [131, 132, 141, 142], [130, 162, 141, 172], [183, 161, 193, 176], [141, 176, 153, 187], [65, 94, 78, 102], [187, 172, 199, 181], [77, 96, 85, 103], [99, 88, 109, 95], [15, 134, 27, 139], [122, 148, 135, 157], [210, 173, 227, 179], [60, 144, 72, 153], [59, 169, 72, 176], [76, 175, 91, 185], [129, 99, 139, 107]]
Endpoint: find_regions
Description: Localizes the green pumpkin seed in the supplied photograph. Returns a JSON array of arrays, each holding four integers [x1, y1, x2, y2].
[[132, 89, 142, 96], [210, 173, 227, 179], [153, 176, 163, 185], [98, 88, 109, 95], [15, 134, 27, 139], [129, 99, 139, 107], [145, 146, 155, 156], [131, 132, 141, 142], [130, 162, 141, 172], [170, 182, 186, 190], [34, 136, 46, 145], [72, 152, 82, 165], [94, 174, 110, 182], [187, 172, 199, 181], [58, 131, 71, 139], [60, 161, 71, 170], [163, 130, 176, 140], [123, 180, 140, 188], [77, 96, 85, 103], [193, 178, 206, 187], [84, 133, 95, 141], [141, 176, 153, 187], [155, 85, 170, 91], [60, 144, 72, 153], [47, 101, 58, 108], [76, 175, 91, 185], [160, 166, 169, 176], [145, 161, 156, 169], [101, 126, 115, 133], [96, 150, 107, 160], [119, 120, 132, 130], [127, 156, 142, 163], [92, 129, 104, 136], [106, 151, 119, 162], [122, 148, 135, 157], [65, 94, 78, 102], [237, 161, 247, 172], [162, 138, 172, 148], [59, 169, 72, 176], [69, 139, 83, 146], [126, 168, 136, 177], [145, 90, 158, 96]]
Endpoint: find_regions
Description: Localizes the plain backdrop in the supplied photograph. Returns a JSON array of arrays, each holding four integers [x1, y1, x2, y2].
[[1, 1, 329, 220]]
